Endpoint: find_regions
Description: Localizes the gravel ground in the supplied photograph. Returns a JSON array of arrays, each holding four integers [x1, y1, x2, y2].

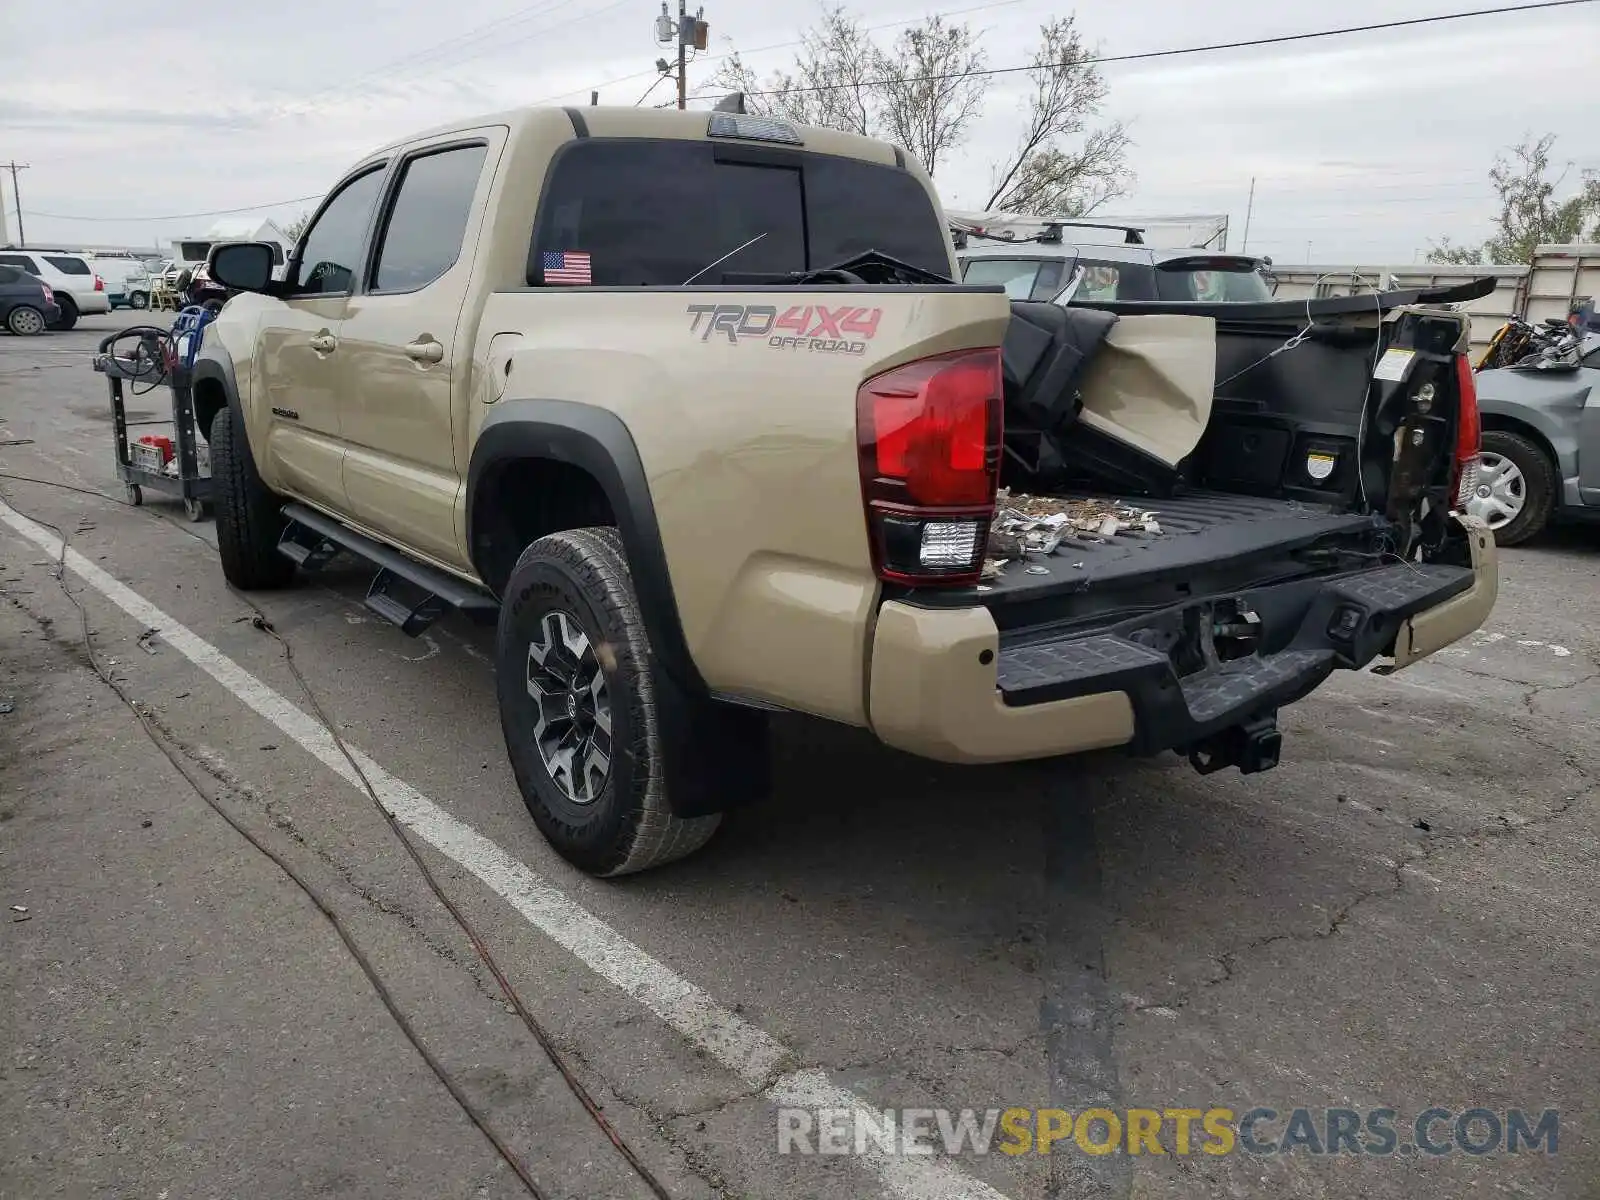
[[2, 315, 1597, 1199]]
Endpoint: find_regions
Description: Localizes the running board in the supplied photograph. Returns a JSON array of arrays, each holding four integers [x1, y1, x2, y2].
[[277, 503, 499, 636]]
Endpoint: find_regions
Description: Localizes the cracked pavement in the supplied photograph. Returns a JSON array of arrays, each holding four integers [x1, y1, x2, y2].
[[3, 317, 1598, 1199]]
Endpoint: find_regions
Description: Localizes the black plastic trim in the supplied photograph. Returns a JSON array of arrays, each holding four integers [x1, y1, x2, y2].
[[466, 399, 707, 696], [563, 107, 589, 138], [498, 283, 1004, 295], [190, 343, 238, 435]]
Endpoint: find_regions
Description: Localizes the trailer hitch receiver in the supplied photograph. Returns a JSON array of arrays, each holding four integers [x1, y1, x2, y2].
[[1187, 715, 1282, 776]]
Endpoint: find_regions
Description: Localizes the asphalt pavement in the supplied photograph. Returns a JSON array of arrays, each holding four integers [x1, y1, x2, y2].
[[2, 315, 1597, 1199]]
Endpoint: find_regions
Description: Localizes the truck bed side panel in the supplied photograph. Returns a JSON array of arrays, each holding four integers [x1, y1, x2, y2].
[[470, 286, 1011, 723]]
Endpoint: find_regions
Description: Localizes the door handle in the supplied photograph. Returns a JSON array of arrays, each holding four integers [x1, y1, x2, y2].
[[309, 332, 336, 353], [405, 337, 444, 365]]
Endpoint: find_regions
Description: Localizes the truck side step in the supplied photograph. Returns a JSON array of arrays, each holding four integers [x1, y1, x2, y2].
[[277, 502, 499, 636]]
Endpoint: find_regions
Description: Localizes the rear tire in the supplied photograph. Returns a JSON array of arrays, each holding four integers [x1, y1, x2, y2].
[[7, 305, 46, 336], [211, 406, 295, 589], [1476, 430, 1555, 547], [129, 290, 149, 310], [496, 527, 721, 876], [50, 296, 79, 331]]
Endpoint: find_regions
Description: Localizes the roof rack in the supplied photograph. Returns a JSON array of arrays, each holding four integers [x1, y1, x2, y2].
[[946, 210, 1146, 249]]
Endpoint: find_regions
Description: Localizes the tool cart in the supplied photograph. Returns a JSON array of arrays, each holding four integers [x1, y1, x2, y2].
[[93, 307, 216, 521]]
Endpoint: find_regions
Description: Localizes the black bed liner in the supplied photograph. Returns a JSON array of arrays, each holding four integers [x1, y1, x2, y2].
[[992, 490, 1378, 590]]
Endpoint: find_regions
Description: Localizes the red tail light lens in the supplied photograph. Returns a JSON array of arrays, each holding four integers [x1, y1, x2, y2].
[[1452, 353, 1481, 510], [857, 348, 1003, 586], [94, 274, 105, 291]]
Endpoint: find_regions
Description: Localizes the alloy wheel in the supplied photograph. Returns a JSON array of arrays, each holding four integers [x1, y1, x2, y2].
[[526, 609, 612, 804]]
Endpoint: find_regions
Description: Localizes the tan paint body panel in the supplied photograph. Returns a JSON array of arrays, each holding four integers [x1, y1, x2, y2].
[[1386, 512, 1499, 669], [867, 602, 1136, 763], [1076, 313, 1217, 468], [471, 287, 1010, 721]]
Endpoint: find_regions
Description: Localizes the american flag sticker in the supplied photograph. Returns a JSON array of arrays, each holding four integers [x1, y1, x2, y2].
[[541, 249, 592, 285]]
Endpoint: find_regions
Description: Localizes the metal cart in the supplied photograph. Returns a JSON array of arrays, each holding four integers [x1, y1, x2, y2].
[[94, 310, 214, 521]]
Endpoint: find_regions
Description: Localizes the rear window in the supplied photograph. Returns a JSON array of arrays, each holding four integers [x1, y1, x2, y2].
[[960, 257, 1068, 301], [0, 254, 39, 273], [530, 139, 951, 286], [42, 255, 91, 275], [1154, 257, 1272, 302]]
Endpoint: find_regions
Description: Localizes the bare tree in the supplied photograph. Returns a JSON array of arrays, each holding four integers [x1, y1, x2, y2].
[[710, 6, 875, 135], [983, 18, 1131, 215], [708, 7, 1131, 201], [282, 210, 312, 243], [874, 17, 987, 178], [1428, 133, 1599, 265]]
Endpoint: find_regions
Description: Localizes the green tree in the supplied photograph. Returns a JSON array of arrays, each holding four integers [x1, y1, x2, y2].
[[1429, 134, 1600, 265]]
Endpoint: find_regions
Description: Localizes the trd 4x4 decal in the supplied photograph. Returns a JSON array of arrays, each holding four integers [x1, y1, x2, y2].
[[685, 303, 884, 356]]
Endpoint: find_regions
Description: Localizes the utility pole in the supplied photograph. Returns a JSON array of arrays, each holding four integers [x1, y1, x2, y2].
[[656, 1, 706, 111], [676, 0, 687, 110], [1240, 176, 1255, 253], [2, 161, 29, 247]]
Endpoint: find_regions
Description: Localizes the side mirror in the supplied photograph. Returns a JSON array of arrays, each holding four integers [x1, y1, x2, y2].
[[208, 242, 275, 292]]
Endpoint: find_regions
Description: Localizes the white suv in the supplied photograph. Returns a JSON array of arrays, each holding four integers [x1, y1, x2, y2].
[[0, 249, 112, 329]]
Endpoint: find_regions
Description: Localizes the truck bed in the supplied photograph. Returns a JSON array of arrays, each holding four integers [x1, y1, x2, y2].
[[902, 490, 1386, 631]]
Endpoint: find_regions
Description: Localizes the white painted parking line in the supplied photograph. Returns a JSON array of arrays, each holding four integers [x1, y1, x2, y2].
[[0, 499, 1009, 1200]]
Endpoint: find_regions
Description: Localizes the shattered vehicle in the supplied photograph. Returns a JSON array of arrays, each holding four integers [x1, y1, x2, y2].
[[191, 104, 1498, 876]]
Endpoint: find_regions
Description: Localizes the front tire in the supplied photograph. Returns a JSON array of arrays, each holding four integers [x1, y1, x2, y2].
[[496, 527, 721, 876], [1470, 430, 1556, 546], [210, 406, 295, 589]]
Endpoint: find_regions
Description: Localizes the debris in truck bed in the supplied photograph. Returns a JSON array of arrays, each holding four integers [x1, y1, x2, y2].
[[989, 489, 1163, 558]]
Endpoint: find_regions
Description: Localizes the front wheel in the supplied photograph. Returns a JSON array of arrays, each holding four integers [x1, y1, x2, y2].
[[495, 527, 721, 876], [210, 406, 295, 589], [1467, 430, 1556, 546]]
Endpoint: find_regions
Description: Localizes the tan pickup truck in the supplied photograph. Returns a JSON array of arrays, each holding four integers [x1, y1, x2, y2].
[[195, 104, 1497, 876]]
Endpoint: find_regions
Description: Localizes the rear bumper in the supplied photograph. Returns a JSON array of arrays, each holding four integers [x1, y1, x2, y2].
[[867, 512, 1498, 765], [74, 292, 111, 315]]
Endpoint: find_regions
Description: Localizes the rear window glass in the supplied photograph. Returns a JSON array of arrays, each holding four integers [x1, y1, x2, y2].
[[0, 254, 39, 273], [42, 255, 91, 275], [530, 139, 951, 286], [962, 258, 1044, 299], [1154, 261, 1272, 302]]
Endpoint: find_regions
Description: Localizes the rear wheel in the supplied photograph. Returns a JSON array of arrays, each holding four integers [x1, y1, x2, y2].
[[1468, 430, 1555, 546], [128, 290, 149, 310], [495, 527, 721, 876], [211, 406, 295, 589], [50, 296, 79, 331], [7, 305, 45, 336]]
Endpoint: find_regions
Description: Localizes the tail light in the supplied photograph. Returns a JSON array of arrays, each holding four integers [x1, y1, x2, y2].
[[94, 274, 105, 291], [1451, 353, 1481, 510], [856, 347, 1003, 586], [40, 283, 54, 302]]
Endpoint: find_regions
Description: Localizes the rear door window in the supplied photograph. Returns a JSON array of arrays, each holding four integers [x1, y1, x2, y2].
[[42, 255, 91, 275], [371, 142, 489, 292], [0, 265, 21, 284], [961, 258, 1042, 300], [531, 139, 950, 286]]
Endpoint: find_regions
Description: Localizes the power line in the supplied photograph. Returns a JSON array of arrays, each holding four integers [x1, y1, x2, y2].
[[741, 0, 1598, 97], [24, 194, 323, 224], [537, 0, 1033, 107]]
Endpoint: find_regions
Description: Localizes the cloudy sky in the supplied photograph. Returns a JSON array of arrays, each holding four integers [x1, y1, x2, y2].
[[2, 0, 1596, 265]]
